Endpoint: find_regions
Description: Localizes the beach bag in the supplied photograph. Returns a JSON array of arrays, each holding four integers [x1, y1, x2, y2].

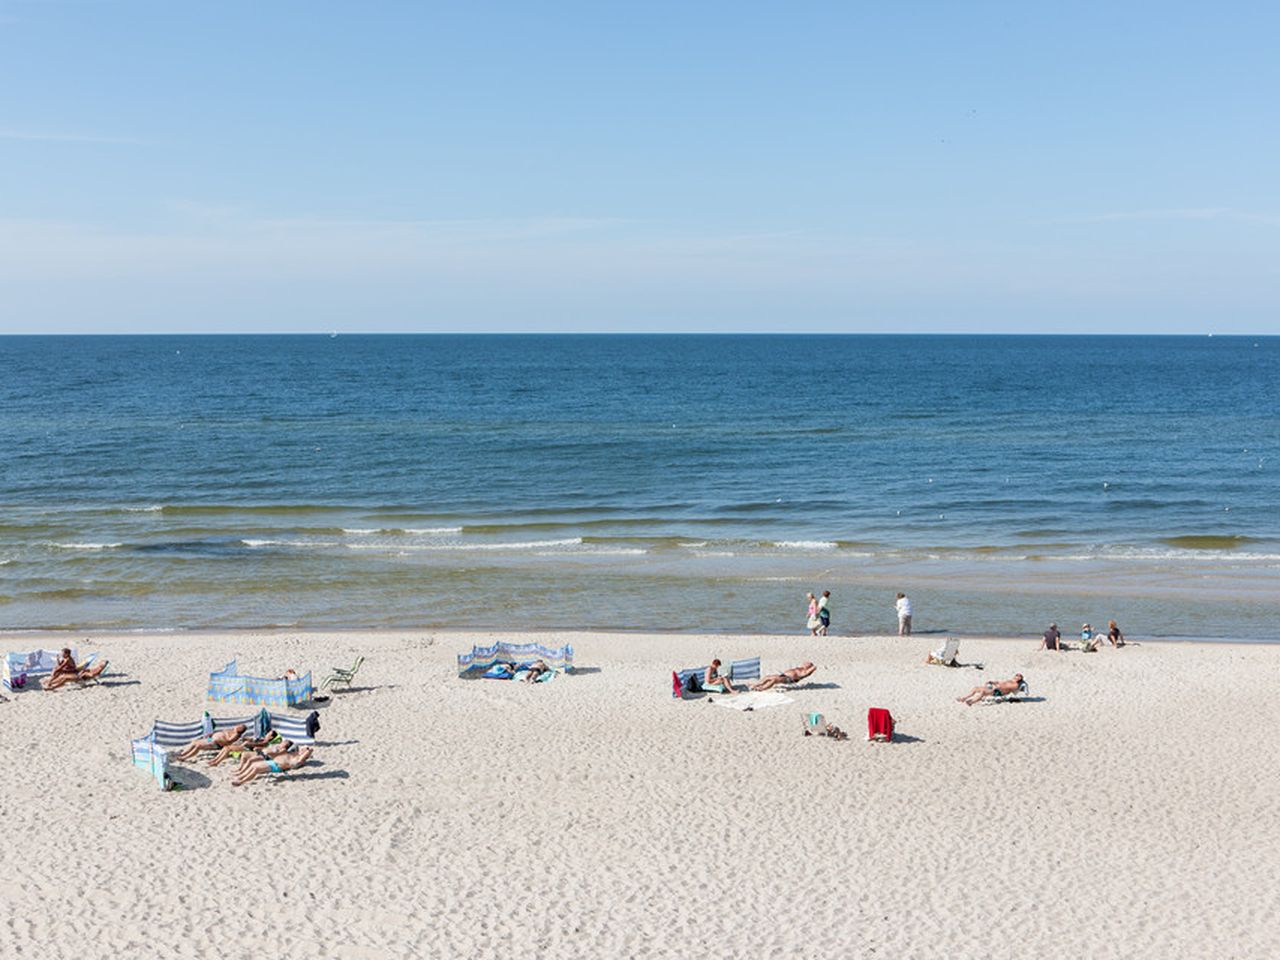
[[806, 615, 821, 630], [684, 673, 701, 694], [11, 673, 26, 689]]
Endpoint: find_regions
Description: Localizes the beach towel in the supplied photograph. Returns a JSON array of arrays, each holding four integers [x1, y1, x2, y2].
[[867, 707, 894, 741], [712, 691, 794, 711], [483, 665, 514, 680]]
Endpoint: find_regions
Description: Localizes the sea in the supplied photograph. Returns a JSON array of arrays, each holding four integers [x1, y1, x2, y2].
[[1, 334, 1277, 641]]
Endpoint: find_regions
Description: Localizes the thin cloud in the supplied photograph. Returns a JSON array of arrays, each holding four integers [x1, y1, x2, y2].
[[0, 129, 144, 145], [1054, 208, 1280, 226]]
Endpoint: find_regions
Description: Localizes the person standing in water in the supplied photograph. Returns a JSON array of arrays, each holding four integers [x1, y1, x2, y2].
[[895, 592, 913, 635], [817, 590, 831, 636], [805, 592, 819, 635]]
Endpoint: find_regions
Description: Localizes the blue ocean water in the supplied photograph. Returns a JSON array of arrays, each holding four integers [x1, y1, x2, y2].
[[1, 334, 1277, 639]]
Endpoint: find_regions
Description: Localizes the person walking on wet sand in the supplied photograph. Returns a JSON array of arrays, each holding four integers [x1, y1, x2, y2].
[[817, 590, 831, 636], [805, 593, 820, 635], [895, 593, 912, 635]]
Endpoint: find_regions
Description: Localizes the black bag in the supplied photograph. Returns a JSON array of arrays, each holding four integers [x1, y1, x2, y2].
[[684, 673, 700, 694]]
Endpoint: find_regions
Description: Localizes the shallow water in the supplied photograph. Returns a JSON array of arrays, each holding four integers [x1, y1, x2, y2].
[[1, 334, 1276, 638]]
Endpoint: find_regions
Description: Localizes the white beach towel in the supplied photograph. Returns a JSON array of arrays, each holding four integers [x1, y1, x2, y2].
[[711, 691, 794, 711]]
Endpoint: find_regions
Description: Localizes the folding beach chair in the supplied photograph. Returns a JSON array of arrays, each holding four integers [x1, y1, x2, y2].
[[925, 638, 960, 666], [75, 659, 109, 685], [320, 656, 365, 691]]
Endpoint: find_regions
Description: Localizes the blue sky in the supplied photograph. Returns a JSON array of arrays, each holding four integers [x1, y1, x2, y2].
[[1, 1, 1277, 333]]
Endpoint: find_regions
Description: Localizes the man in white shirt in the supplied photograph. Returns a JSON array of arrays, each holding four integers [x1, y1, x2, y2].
[[895, 592, 913, 635]]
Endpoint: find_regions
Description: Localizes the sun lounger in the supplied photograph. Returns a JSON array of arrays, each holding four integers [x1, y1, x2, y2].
[[926, 638, 960, 666], [75, 659, 109, 685], [320, 655, 365, 691]]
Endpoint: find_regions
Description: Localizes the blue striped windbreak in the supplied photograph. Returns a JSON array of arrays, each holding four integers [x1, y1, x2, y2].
[[457, 642, 573, 676]]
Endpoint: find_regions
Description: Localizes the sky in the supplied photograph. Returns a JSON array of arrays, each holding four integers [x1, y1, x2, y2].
[[1, 0, 1277, 333]]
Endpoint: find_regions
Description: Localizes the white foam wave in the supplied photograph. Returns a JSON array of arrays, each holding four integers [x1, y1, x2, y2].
[[46, 541, 122, 551], [341, 526, 463, 535], [124, 505, 163, 512], [240, 539, 341, 548], [537, 547, 647, 557], [346, 537, 583, 553], [0, 558, 13, 566], [773, 540, 838, 550], [692, 550, 736, 557]]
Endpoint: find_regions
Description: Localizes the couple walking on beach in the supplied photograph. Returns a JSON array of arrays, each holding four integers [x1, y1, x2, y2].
[[806, 591, 831, 636]]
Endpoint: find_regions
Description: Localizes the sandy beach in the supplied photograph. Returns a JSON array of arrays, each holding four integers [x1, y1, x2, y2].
[[1, 629, 1277, 959]]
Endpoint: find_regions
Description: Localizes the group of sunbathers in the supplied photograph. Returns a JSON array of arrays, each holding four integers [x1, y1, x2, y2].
[[172, 723, 314, 786], [41, 648, 109, 690], [488, 659, 553, 682], [701, 660, 818, 694]]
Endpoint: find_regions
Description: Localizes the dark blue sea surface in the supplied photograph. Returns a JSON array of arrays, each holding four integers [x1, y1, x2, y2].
[[1, 335, 1277, 638]]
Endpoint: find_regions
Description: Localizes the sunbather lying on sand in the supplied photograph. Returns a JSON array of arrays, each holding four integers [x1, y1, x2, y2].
[[236, 739, 294, 775], [704, 660, 737, 694], [957, 674, 1024, 706], [523, 659, 551, 682], [173, 724, 248, 761], [205, 730, 286, 767], [751, 662, 816, 691], [232, 746, 314, 786]]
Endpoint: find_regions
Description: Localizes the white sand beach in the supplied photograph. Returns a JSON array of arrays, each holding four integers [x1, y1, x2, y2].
[[1, 629, 1277, 959]]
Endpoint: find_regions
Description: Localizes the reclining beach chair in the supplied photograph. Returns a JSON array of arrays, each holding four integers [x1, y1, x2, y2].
[[75, 659, 109, 685], [989, 680, 1030, 703], [320, 656, 365, 691], [925, 638, 960, 667]]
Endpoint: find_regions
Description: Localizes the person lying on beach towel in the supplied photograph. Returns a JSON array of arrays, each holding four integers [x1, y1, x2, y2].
[[173, 724, 248, 761], [751, 662, 816, 691], [232, 746, 314, 787], [957, 674, 1024, 706], [206, 729, 285, 767], [802, 712, 848, 740], [703, 659, 738, 694], [232, 740, 295, 776], [523, 659, 551, 683], [483, 661, 517, 680]]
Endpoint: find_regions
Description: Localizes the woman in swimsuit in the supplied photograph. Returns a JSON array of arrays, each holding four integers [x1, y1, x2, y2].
[[704, 659, 737, 694], [1107, 620, 1125, 647], [173, 724, 248, 761], [232, 746, 313, 787]]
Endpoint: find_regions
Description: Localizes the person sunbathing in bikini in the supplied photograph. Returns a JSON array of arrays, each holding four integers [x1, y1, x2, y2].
[[232, 746, 314, 786], [751, 662, 816, 691], [523, 660, 551, 683], [957, 674, 1024, 706], [40, 649, 79, 690], [703, 659, 737, 694], [205, 730, 286, 767], [173, 724, 248, 761]]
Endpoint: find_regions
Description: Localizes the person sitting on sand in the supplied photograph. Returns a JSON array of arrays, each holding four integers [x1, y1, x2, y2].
[[1040, 623, 1063, 651], [1107, 620, 1125, 647], [232, 746, 314, 787], [751, 662, 816, 691], [523, 659, 551, 683], [957, 674, 1024, 706], [205, 729, 284, 767], [173, 724, 248, 761], [703, 659, 737, 694], [40, 649, 78, 690]]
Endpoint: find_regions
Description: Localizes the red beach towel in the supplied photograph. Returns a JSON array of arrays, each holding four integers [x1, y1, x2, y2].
[[867, 707, 894, 742], [672, 671, 682, 699]]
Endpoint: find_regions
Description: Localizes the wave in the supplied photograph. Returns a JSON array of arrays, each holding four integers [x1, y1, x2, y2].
[[346, 537, 584, 552], [771, 540, 838, 550], [44, 541, 123, 551], [1159, 535, 1257, 550], [123, 505, 163, 512], [340, 527, 462, 535], [240, 538, 342, 548]]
